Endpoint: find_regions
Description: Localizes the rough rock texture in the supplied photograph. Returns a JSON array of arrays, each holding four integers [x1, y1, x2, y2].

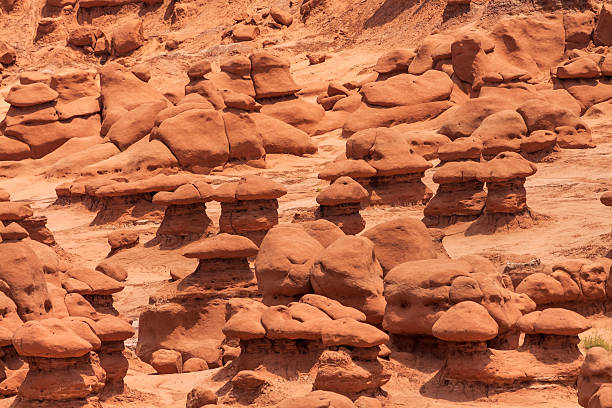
[[311, 236, 385, 324], [315, 177, 369, 235], [255, 224, 323, 305], [424, 161, 486, 227], [215, 175, 287, 244], [361, 217, 440, 274]]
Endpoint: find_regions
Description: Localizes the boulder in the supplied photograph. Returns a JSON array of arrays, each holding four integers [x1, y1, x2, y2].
[[252, 113, 317, 155], [311, 236, 385, 324], [112, 18, 144, 56], [107, 101, 167, 150], [594, 5, 612, 46], [432, 301, 499, 342], [5, 83, 59, 107], [361, 70, 453, 107], [151, 349, 182, 374], [270, 7, 293, 26], [361, 217, 438, 273], [152, 109, 229, 171], [250, 52, 301, 98], [255, 224, 323, 305], [374, 49, 415, 75]]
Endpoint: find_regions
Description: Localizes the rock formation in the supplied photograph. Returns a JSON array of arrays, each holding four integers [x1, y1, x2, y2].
[[423, 160, 487, 227], [321, 127, 433, 205], [86, 173, 191, 225], [152, 180, 215, 247], [136, 234, 259, 372], [214, 175, 287, 245], [315, 176, 369, 234], [470, 152, 538, 233], [515, 258, 612, 313], [12, 318, 105, 404], [222, 294, 390, 396], [578, 347, 612, 408]]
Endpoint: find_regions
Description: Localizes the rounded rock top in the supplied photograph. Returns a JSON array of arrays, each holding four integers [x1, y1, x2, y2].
[[431, 301, 499, 342], [0, 222, 29, 241], [183, 233, 258, 259], [316, 176, 369, 206], [517, 308, 591, 336], [478, 151, 537, 182]]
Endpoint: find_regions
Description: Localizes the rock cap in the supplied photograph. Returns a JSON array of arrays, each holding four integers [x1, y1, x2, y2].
[[183, 233, 258, 259]]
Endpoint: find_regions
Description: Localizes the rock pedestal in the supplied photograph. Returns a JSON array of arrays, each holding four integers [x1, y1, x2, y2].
[[88, 174, 191, 225], [152, 180, 215, 247], [222, 295, 390, 396], [470, 152, 538, 233], [214, 175, 287, 245], [423, 161, 486, 227], [321, 127, 433, 206], [315, 176, 369, 235], [136, 234, 259, 371], [12, 318, 106, 404]]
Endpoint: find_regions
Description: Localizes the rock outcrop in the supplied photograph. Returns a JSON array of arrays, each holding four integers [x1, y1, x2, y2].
[[424, 161, 487, 227], [315, 176, 369, 235], [136, 234, 259, 371], [152, 180, 215, 247], [214, 175, 287, 245]]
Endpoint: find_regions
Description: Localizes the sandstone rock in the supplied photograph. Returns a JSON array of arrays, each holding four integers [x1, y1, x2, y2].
[[0, 239, 51, 321], [131, 63, 151, 82], [261, 97, 324, 135], [343, 101, 453, 138], [5, 83, 59, 107], [361, 70, 453, 107], [112, 18, 144, 56], [0, 41, 16, 65], [374, 49, 415, 75], [187, 60, 212, 79], [299, 220, 345, 248], [424, 161, 486, 225], [0, 202, 33, 221], [107, 101, 167, 150], [578, 347, 612, 407], [95, 259, 128, 282], [432, 301, 499, 342], [99, 62, 168, 112], [223, 298, 267, 340], [152, 109, 228, 171], [252, 113, 317, 155], [0, 223, 29, 241], [222, 110, 265, 162], [108, 230, 139, 252], [361, 217, 438, 273], [277, 391, 356, 408], [250, 52, 301, 98], [151, 349, 182, 374], [564, 11, 595, 49], [0, 136, 31, 161], [315, 177, 368, 235], [517, 308, 590, 335], [594, 5, 612, 46], [314, 349, 390, 393], [231, 370, 269, 389], [186, 384, 218, 408], [311, 236, 384, 324], [255, 224, 323, 305], [183, 357, 209, 372], [13, 318, 98, 358], [270, 7, 293, 26], [232, 24, 259, 42]]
